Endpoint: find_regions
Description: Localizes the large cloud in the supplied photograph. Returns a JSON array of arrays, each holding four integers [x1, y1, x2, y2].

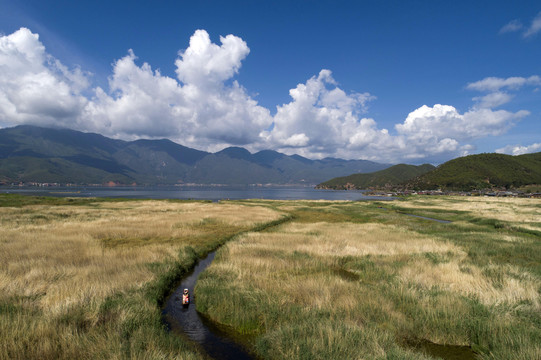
[[260, 70, 376, 157], [0, 27, 534, 163], [0, 28, 89, 128], [175, 30, 249, 87], [391, 104, 528, 161], [83, 30, 272, 148], [396, 104, 528, 140]]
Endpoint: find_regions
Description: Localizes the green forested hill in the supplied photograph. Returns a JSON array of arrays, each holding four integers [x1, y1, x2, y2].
[[316, 164, 435, 190], [317, 152, 541, 191], [408, 152, 541, 190]]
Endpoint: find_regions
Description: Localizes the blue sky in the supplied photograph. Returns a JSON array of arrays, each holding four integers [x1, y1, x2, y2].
[[0, 0, 540, 163]]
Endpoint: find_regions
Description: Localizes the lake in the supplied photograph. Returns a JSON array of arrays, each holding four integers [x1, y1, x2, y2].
[[0, 185, 392, 201]]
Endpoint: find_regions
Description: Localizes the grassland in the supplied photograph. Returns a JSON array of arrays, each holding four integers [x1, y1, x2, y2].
[[196, 197, 541, 359], [0, 194, 284, 359], [389, 196, 541, 232], [2, 194, 540, 359]]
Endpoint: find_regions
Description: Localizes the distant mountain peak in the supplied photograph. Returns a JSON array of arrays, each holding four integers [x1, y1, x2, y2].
[[216, 146, 252, 160]]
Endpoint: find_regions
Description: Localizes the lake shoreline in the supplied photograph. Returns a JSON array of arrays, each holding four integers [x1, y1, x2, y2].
[[0, 185, 394, 201]]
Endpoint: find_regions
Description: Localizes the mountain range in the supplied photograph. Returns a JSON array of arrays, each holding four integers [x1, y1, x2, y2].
[[0, 125, 390, 185]]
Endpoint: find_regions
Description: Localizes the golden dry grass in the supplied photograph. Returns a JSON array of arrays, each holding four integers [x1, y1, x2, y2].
[[387, 199, 541, 307], [273, 222, 459, 256], [209, 220, 465, 312], [396, 196, 541, 230], [0, 200, 281, 313], [400, 259, 539, 306], [0, 199, 283, 359]]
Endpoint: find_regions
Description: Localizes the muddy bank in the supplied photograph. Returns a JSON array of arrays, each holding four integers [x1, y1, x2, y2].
[[404, 339, 478, 360]]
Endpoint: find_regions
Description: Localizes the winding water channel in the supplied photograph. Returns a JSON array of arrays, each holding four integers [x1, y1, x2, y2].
[[162, 251, 254, 360]]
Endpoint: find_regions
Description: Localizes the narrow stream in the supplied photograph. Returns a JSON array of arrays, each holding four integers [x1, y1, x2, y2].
[[162, 251, 254, 360]]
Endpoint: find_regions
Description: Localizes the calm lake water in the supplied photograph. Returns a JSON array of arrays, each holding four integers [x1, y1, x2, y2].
[[0, 185, 392, 201]]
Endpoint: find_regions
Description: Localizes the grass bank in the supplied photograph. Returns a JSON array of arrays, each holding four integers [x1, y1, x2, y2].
[[196, 198, 541, 359], [0, 195, 284, 359]]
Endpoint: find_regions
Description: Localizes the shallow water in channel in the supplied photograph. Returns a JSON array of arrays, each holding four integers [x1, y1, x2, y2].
[[162, 252, 254, 360]]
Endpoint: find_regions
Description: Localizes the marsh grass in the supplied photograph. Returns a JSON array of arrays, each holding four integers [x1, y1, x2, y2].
[[3, 195, 539, 359], [392, 196, 541, 231], [0, 195, 283, 359], [197, 197, 541, 359]]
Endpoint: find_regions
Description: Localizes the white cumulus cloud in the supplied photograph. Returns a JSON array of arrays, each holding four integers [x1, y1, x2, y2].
[[71, 29, 271, 148], [0, 27, 89, 128], [496, 143, 541, 155], [175, 30, 249, 88], [389, 104, 527, 162], [261, 69, 376, 157], [396, 104, 527, 140]]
